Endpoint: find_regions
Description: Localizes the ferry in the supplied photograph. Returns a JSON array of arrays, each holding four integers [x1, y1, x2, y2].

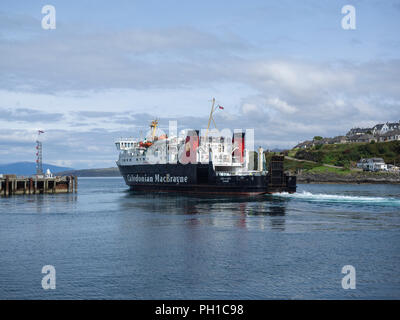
[[115, 99, 296, 195]]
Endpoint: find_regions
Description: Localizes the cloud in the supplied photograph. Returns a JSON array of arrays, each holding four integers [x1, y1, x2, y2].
[[0, 107, 64, 122], [266, 97, 297, 114], [76, 111, 120, 118], [0, 25, 246, 92]]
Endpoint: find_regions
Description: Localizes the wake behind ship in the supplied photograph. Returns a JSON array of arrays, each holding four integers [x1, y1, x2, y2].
[[115, 101, 296, 195]]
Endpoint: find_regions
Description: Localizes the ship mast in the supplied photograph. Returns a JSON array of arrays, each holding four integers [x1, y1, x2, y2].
[[205, 98, 216, 140], [150, 120, 158, 140]]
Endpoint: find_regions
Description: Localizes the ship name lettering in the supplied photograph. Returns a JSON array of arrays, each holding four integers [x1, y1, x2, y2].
[[127, 174, 153, 183], [154, 174, 188, 184]]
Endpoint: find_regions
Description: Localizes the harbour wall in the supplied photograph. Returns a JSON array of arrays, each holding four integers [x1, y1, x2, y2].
[[0, 175, 77, 196]]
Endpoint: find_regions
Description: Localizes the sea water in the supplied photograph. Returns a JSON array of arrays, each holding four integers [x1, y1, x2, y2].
[[0, 178, 399, 299]]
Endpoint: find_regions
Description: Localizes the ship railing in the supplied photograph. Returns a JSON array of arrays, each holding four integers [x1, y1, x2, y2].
[[115, 138, 136, 144]]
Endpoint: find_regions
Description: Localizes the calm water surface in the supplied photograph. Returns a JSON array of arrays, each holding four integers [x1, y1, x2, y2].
[[0, 178, 399, 299]]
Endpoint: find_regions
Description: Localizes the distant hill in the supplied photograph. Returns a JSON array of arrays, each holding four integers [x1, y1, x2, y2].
[[56, 167, 121, 177], [0, 162, 72, 176]]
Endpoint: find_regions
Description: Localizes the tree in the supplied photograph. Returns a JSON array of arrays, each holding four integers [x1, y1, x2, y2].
[[313, 136, 323, 141]]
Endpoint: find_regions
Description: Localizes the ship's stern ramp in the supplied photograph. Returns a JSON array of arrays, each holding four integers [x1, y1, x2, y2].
[[268, 155, 297, 193]]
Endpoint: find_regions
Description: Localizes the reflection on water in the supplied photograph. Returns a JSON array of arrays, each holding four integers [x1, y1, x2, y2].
[[2, 193, 78, 214], [119, 191, 287, 231]]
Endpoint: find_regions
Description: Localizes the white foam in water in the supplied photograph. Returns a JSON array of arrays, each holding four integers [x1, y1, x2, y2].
[[273, 191, 400, 206]]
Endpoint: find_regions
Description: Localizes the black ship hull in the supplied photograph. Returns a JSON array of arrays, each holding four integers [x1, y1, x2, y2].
[[118, 161, 296, 195]]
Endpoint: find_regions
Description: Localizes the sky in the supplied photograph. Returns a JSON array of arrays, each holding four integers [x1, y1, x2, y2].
[[1, 0, 400, 169]]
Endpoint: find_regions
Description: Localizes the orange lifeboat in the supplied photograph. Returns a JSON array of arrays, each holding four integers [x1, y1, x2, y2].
[[139, 141, 153, 148]]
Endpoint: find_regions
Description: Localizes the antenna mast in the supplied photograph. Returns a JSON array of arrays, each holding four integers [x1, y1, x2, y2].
[[36, 130, 44, 175]]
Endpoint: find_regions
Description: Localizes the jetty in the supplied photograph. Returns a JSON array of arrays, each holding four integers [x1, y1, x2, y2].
[[0, 175, 77, 197]]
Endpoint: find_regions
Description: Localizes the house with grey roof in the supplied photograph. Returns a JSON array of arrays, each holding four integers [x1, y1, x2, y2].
[[347, 134, 376, 143], [346, 127, 372, 136], [378, 129, 400, 142], [357, 158, 387, 171], [330, 136, 348, 144], [372, 121, 400, 135]]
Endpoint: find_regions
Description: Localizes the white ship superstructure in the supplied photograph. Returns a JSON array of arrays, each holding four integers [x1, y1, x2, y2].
[[116, 125, 260, 175]]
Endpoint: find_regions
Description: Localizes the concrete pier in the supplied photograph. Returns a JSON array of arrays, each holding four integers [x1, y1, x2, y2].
[[0, 175, 77, 197]]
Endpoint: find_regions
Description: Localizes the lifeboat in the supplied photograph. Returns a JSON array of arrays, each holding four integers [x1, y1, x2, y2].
[[139, 141, 153, 148]]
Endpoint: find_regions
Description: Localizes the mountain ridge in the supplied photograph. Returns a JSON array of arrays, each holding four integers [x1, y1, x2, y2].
[[0, 162, 72, 176], [56, 167, 120, 177]]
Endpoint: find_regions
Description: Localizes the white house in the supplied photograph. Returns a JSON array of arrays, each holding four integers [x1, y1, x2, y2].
[[357, 158, 387, 171], [372, 122, 400, 135]]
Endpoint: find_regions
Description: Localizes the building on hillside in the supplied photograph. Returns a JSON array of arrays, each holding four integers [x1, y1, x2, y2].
[[294, 135, 349, 149], [330, 136, 348, 144], [378, 129, 400, 142], [294, 140, 314, 149], [347, 134, 376, 143], [387, 164, 400, 172], [313, 138, 331, 145], [372, 121, 400, 135], [357, 158, 387, 171], [346, 127, 372, 136]]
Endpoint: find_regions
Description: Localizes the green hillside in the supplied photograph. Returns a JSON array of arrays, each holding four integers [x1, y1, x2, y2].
[[260, 141, 400, 174], [292, 140, 400, 168]]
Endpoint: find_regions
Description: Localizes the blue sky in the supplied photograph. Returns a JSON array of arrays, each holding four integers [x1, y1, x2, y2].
[[1, 0, 400, 168]]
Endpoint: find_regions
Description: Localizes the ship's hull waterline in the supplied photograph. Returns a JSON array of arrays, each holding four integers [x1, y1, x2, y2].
[[118, 163, 297, 195]]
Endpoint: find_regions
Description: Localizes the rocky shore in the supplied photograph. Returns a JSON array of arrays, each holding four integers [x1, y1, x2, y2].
[[296, 171, 400, 184]]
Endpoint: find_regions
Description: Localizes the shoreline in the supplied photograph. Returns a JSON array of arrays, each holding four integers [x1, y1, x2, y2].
[[296, 172, 400, 184]]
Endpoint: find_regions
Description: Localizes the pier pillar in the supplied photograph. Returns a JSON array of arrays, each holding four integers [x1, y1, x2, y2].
[[29, 178, 33, 194], [34, 179, 38, 194], [74, 176, 77, 193], [258, 147, 264, 172], [68, 176, 72, 193], [5, 177, 9, 197], [24, 180, 27, 195]]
